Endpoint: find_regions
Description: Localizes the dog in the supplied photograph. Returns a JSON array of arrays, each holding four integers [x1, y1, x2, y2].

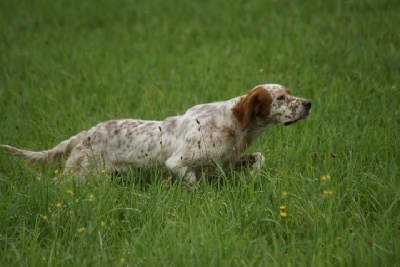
[[2, 84, 311, 183]]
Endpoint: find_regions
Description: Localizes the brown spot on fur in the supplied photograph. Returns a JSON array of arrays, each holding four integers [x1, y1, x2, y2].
[[231, 87, 273, 131], [164, 118, 177, 132], [74, 154, 85, 166], [221, 126, 236, 139], [105, 120, 118, 131]]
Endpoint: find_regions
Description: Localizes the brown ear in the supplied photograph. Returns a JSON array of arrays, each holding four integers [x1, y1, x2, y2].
[[231, 87, 272, 131]]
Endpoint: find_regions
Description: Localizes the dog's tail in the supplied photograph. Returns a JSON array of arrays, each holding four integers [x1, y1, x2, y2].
[[1, 132, 85, 166]]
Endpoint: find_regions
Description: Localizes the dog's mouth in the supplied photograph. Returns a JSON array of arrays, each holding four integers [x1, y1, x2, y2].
[[283, 110, 311, 126], [283, 120, 299, 126]]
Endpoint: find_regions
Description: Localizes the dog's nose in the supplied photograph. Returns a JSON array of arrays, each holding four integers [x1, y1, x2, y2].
[[303, 101, 312, 109]]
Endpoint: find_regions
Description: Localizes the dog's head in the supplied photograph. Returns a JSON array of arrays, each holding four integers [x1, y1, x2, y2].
[[232, 84, 311, 130]]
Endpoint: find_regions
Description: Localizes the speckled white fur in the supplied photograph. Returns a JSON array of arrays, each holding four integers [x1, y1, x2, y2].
[[2, 84, 311, 183]]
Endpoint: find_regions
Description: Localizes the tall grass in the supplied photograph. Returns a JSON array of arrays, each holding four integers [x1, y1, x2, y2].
[[1, 0, 399, 266]]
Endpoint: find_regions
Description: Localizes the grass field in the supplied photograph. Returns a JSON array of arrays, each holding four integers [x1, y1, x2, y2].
[[1, 0, 399, 266]]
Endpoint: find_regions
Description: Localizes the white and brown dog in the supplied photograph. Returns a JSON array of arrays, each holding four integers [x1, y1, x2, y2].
[[2, 84, 311, 183]]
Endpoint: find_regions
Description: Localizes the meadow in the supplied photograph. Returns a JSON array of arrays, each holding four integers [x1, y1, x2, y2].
[[0, 0, 399, 266]]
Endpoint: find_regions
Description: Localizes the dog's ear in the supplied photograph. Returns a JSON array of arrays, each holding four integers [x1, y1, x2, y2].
[[232, 87, 272, 131]]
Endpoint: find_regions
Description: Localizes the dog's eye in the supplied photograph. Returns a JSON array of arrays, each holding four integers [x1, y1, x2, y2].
[[277, 95, 285, 100]]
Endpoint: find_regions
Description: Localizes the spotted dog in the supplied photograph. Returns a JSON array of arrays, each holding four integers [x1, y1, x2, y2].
[[2, 84, 311, 183]]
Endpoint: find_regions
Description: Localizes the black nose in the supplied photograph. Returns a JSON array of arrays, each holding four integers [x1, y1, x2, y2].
[[304, 101, 312, 109]]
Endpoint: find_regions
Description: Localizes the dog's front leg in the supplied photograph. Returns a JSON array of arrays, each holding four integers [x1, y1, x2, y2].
[[234, 152, 266, 175]]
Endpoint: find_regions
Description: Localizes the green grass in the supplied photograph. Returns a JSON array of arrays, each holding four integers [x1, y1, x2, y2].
[[1, 0, 399, 266]]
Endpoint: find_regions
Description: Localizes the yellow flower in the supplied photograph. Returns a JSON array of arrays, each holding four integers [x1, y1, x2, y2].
[[55, 202, 62, 209], [323, 190, 333, 195], [321, 175, 331, 181], [42, 215, 48, 222], [69, 170, 74, 174], [77, 227, 86, 233], [281, 191, 287, 198], [101, 169, 106, 174], [280, 212, 287, 218], [120, 257, 126, 264], [259, 68, 264, 73], [101, 221, 107, 227], [54, 169, 59, 175], [279, 205, 286, 211], [66, 189, 73, 195], [89, 194, 96, 202]]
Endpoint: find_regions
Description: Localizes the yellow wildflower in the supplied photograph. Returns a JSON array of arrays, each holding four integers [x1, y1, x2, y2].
[[279, 205, 286, 211], [101, 169, 106, 174], [120, 257, 126, 264], [77, 227, 86, 233], [281, 191, 287, 198], [55, 203, 62, 209], [321, 175, 331, 181], [66, 189, 73, 195], [89, 194, 96, 202], [101, 221, 107, 227], [42, 215, 48, 222], [54, 169, 59, 175], [280, 212, 287, 218]]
